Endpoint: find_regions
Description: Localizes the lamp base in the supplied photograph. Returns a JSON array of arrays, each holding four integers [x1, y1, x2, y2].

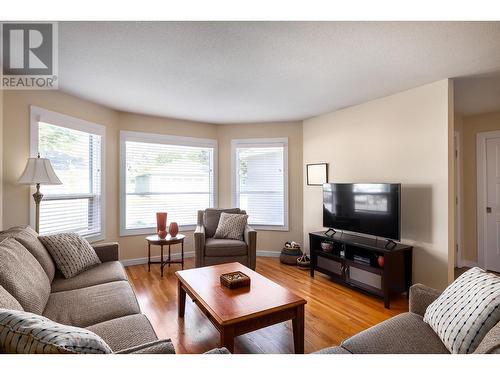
[[33, 183, 43, 234]]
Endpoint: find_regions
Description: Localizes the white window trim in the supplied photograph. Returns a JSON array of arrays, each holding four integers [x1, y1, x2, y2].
[[120, 130, 218, 236], [231, 137, 289, 231], [30, 106, 106, 243]]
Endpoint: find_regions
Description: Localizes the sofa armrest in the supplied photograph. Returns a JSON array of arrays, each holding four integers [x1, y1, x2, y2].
[[204, 347, 231, 354], [194, 225, 206, 268], [115, 339, 175, 354], [244, 224, 257, 270], [409, 283, 441, 316], [92, 242, 119, 262]]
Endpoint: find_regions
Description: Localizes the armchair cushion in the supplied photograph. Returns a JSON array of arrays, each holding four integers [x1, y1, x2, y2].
[[205, 238, 248, 257], [213, 213, 248, 240], [204, 208, 241, 238]]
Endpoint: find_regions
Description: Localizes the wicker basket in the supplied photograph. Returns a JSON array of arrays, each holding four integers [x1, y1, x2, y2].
[[220, 271, 251, 289], [297, 255, 311, 269]]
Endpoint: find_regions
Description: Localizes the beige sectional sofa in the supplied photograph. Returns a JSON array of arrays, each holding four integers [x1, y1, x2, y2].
[[0, 226, 174, 354], [315, 283, 500, 354]]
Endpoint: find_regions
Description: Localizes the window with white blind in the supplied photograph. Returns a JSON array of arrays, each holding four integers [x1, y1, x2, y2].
[[120, 131, 217, 235], [30, 106, 105, 241], [232, 138, 288, 230]]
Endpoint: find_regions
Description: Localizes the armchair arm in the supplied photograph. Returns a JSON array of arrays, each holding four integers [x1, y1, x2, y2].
[[92, 242, 119, 262], [409, 283, 441, 316], [115, 339, 175, 354], [194, 225, 206, 268], [244, 224, 257, 270]]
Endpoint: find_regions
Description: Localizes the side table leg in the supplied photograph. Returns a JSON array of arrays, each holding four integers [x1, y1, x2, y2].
[[160, 245, 164, 277], [178, 279, 186, 318], [168, 244, 171, 267], [292, 305, 305, 354], [181, 240, 184, 269], [148, 243, 151, 272]]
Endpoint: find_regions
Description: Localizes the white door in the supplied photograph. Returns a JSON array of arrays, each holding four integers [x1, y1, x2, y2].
[[485, 137, 500, 272]]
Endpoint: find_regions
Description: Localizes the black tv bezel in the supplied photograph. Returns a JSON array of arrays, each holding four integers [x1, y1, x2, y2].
[[322, 182, 401, 242]]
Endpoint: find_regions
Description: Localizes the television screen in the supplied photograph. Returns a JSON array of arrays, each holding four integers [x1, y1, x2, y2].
[[323, 183, 401, 241]]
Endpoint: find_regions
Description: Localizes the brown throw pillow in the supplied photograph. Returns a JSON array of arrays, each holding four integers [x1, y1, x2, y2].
[[0, 238, 51, 315], [39, 233, 101, 279], [213, 213, 248, 240]]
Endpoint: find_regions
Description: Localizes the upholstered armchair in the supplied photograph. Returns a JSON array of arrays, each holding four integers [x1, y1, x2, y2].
[[194, 208, 257, 270]]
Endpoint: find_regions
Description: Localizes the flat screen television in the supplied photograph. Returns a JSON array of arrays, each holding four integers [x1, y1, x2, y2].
[[323, 183, 401, 241]]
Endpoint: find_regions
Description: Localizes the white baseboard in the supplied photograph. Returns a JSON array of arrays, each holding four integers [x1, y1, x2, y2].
[[256, 250, 280, 257], [121, 252, 194, 267], [460, 260, 479, 268], [121, 250, 280, 266]]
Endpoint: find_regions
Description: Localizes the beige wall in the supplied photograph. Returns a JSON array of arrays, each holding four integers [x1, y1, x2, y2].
[[0, 87, 3, 230], [2, 90, 303, 261], [303, 80, 452, 290], [458, 110, 500, 263], [217, 122, 303, 252]]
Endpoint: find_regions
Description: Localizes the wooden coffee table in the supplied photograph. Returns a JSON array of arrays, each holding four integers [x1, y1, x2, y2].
[[176, 262, 307, 353]]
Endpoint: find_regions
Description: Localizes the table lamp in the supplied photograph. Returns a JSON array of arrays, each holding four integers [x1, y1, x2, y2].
[[18, 154, 62, 233]]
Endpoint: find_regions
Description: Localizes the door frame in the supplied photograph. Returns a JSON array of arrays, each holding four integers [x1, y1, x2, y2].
[[476, 130, 500, 270], [454, 131, 462, 268]]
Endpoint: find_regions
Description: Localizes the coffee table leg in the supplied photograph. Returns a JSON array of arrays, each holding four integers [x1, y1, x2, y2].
[[292, 305, 305, 354], [220, 326, 235, 353], [178, 279, 186, 318]]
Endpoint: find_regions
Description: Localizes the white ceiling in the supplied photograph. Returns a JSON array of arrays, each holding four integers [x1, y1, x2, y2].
[[454, 71, 500, 115], [59, 22, 500, 124]]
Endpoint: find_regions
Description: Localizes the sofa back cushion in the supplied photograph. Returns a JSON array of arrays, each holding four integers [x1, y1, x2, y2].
[[0, 308, 112, 354], [39, 233, 101, 279], [474, 320, 500, 354], [0, 226, 56, 282], [423, 267, 500, 354], [0, 286, 23, 311], [203, 208, 241, 238], [0, 238, 51, 315]]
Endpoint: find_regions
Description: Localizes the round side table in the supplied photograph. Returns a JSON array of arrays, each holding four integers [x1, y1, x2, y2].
[[145, 234, 185, 277]]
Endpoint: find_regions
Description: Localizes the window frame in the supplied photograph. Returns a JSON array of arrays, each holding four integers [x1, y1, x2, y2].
[[29, 106, 106, 242], [231, 137, 289, 231], [119, 130, 218, 236]]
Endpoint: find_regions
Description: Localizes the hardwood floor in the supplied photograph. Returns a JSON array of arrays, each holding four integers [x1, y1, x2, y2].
[[126, 257, 408, 354]]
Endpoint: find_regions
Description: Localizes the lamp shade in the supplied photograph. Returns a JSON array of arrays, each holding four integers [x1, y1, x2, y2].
[[18, 157, 62, 185]]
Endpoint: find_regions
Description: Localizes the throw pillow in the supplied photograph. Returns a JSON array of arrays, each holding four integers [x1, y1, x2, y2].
[[0, 238, 51, 315], [0, 286, 23, 311], [213, 213, 248, 240], [423, 267, 500, 353], [10, 226, 56, 282], [0, 308, 112, 354], [39, 233, 101, 279]]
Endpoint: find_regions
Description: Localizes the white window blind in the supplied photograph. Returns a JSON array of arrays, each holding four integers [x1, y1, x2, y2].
[[232, 138, 288, 230], [33, 108, 105, 241], [121, 132, 216, 235]]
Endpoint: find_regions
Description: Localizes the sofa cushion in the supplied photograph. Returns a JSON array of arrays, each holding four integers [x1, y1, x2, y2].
[[341, 312, 450, 354], [0, 286, 23, 311], [86, 314, 158, 352], [204, 238, 248, 257], [43, 281, 140, 327], [116, 339, 175, 354], [0, 226, 56, 282], [314, 346, 352, 354], [51, 261, 128, 293], [204, 208, 241, 238], [214, 213, 248, 240], [423, 267, 500, 354], [0, 238, 51, 315], [474, 321, 500, 354], [0, 308, 112, 354], [39, 233, 101, 279]]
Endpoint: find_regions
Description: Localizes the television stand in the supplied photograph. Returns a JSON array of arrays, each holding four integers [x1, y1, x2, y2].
[[309, 231, 412, 308]]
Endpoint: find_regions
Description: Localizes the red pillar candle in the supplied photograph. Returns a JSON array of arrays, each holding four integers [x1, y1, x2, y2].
[[156, 212, 167, 239]]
